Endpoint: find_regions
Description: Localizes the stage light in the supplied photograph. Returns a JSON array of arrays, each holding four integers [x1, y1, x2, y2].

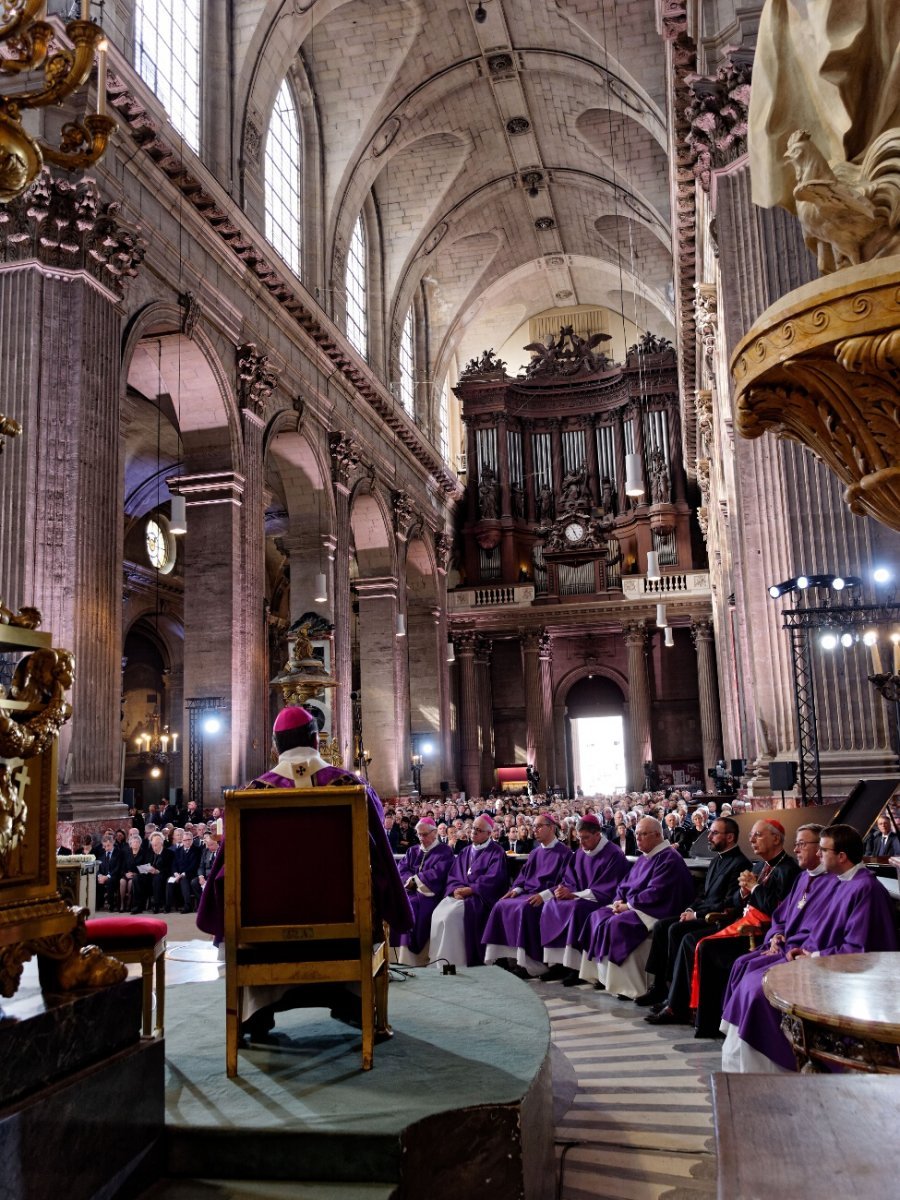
[[203, 715, 222, 735], [840, 632, 854, 648], [421, 741, 434, 756], [768, 584, 781, 598], [820, 633, 837, 650], [796, 575, 809, 589], [832, 576, 846, 590], [863, 630, 878, 647], [873, 567, 892, 584]]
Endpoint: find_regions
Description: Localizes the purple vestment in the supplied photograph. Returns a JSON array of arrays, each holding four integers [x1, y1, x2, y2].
[[196, 765, 413, 943], [441, 841, 510, 965], [540, 840, 631, 952], [722, 867, 898, 1070], [584, 845, 695, 966], [481, 840, 573, 961], [391, 841, 455, 954]]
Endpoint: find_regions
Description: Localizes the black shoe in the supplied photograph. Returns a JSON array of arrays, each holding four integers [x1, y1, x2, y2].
[[539, 963, 570, 982], [593, 981, 605, 991], [645, 1007, 689, 1026], [648, 1001, 668, 1016], [562, 972, 589, 987], [634, 986, 667, 1008]]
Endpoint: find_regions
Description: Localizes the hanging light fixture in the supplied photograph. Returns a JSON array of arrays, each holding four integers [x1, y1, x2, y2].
[[170, 494, 187, 535], [396, 612, 406, 638], [314, 572, 328, 603], [447, 639, 455, 663], [656, 603, 667, 628], [664, 626, 675, 648], [135, 711, 179, 770], [646, 550, 661, 581], [624, 452, 644, 497]]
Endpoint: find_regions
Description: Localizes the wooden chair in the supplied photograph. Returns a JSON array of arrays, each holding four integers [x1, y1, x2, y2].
[[223, 783, 389, 1077]]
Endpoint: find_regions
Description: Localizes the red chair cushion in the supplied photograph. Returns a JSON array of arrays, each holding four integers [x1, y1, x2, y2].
[[85, 917, 167, 948]]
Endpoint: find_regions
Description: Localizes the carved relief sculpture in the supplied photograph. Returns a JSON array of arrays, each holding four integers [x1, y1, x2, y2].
[[478, 466, 499, 519], [523, 326, 612, 379], [237, 343, 279, 413], [649, 450, 671, 505]]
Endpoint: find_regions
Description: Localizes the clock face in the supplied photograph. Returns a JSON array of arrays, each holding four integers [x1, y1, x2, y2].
[[564, 521, 585, 544]]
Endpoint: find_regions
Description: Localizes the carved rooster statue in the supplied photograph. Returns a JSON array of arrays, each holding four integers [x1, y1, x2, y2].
[[785, 131, 879, 273]]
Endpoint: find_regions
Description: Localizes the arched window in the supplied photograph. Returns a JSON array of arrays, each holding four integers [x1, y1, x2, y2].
[[439, 377, 450, 462], [264, 80, 301, 275], [134, 1, 202, 152], [398, 308, 414, 417], [345, 213, 368, 358]]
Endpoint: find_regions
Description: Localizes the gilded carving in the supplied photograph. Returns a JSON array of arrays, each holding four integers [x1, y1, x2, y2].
[[0, 414, 22, 455], [732, 260, 900, 529]]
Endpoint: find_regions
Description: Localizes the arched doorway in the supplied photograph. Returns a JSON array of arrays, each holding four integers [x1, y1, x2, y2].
[[565, 675, 627, 797]]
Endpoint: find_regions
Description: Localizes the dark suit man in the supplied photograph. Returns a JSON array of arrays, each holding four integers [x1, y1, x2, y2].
[[165, 830, 202, 911], [864, 814, 900, 857], [637, 817, 750, 1014], [95, 835, 124, 911], [139, 833, 173, 913]]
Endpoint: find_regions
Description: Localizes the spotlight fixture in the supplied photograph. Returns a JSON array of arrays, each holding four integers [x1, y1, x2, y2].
[[873, 567, 892, 584], [863, 630, 879, 647], [170, 495, 187, 535], [767, 578, 797, 598], [474, 2, 487, 22], [203, 715, 222, 735], [314, 573, 328, 603], [796, 575, 809, 589], [832, 576, 846, 591], [820, 632, 838, 651], [840, 631, 855, 648], [396, 612, 406, 638], [664, 626, 675, 648], [447, 639, 455, 663], [656, 603, 667, 628], [646, 551, 661, 582]]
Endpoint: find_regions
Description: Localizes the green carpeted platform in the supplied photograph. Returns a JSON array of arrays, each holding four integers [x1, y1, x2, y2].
[[164, 966, 554, 1199]]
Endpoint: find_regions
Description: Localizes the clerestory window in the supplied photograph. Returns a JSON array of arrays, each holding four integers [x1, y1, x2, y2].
[[134, 0, 202, 153]]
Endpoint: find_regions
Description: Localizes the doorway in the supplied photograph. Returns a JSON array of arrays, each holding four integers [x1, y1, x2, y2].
[[571, 715, 627, 795]]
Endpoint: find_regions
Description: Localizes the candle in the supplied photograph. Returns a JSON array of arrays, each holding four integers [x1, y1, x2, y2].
[[97, 41, 107, 116], [160, 734, 169, 753], [893, 635, 900, 675], [82, 0, 90, 20], [171, 733, 179, 754], [871, 642, 883, 675]]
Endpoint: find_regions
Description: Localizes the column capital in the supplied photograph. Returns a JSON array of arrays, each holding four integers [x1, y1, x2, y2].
[[538, 631, 552, 661], [434, 530, 453, 573], [355, 576, 398, 602], [169, 470, 244, 508], [237, 342, 279, 415], [0, 172, 146, 298], [691, 618, 715, 645], [392, 489, 421, 540], [623, 621, 648, 649], [455, 630, 478, 655], [474, 636, 492, 665]]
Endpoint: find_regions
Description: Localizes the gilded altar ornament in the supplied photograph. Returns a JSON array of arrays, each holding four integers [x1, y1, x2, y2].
[[0, 1, 116, 202], [270, 620, 338, 706], [0, 645, 74, 874], [0, 412, 22, 453]]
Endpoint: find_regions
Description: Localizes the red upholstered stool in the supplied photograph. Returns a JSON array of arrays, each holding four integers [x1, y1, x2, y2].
[[85, 917, 167, 1036]]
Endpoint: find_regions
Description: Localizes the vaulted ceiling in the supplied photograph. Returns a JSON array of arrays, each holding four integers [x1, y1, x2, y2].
[[242, 0, 673, 382]]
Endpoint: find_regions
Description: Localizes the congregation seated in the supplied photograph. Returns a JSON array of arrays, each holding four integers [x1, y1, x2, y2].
[[121, 830, 150, 912], [640, 816, 751, 1022], [429, 814, 509, 967], [95, 832, 124, 912], [611, 814, 637, 857], [577, 817, 695, 998], [391, 817, 455, 966], [191, 831, 219, 909], [482, 813, 573, 977], [721, 823, 899, 1073], [538, 814, 630, 986], [137, 832, 173, 914]]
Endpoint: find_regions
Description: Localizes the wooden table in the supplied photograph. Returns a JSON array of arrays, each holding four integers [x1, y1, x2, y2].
[[763, 952, 900, 1073], [712, 1073, 900, 1200]]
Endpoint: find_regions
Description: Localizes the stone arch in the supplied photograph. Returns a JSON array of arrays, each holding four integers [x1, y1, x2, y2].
[[349, 487, 397, 580], [556, 666, 630, 798]]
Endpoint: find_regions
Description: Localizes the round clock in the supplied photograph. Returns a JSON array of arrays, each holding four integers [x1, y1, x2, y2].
[[564, 521, 585, 544], [146, 518, 169, 569]]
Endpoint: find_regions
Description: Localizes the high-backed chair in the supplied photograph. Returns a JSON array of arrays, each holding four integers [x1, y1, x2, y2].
[[223, 783, 389, 1077]]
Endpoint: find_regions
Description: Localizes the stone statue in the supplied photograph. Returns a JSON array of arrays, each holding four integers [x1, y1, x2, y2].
[[478, 466, 499, 519], [511, 482, 525, 519], [750, 1, 900, 268], [559, 463, 590, 513], [599, 475, 615, 515], [536, 483, 554, 524], [649, 450, 670, 505]]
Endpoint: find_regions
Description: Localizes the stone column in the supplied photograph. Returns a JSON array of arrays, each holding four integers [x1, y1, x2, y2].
[[624, 622, 651, 791], [456, 632, 481, 801], [523, 631, 548, 782], [238, 407, 268, 784], [691, 618, 723, 781], [355, 576, 405, 801], [475, 638, 494, 794], [539, 633, 556, 786], [435, 533, 455, 787], [0, 176, 145, 824], [179, 471, 245, 807], [329, 433, 359, 764]]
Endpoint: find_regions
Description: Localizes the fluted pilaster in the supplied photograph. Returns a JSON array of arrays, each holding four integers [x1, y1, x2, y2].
[[475, 637, 494, 794], [691, 618, 723, 780], [624, 622, 651, 791], [522, 631, 548, 782], [456, 632, 481, 800]]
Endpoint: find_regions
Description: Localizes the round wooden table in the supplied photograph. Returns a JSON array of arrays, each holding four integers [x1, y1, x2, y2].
[[763, 952, 900, 1073]]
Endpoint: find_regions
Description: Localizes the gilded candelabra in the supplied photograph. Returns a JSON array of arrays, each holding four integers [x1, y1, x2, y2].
[[0, 0, 115, 202]]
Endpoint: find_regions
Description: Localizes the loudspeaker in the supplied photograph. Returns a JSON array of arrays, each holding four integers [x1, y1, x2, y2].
[[439, 781, 450, 794], [730, 759, 746, 778], [768, 761, 797, 791]]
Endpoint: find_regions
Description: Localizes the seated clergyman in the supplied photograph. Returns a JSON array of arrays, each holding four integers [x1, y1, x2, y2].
[[577, 817, 695, 998], [721, 823, 899, 1073], [390, 817, 455, 966], [428, 814, 509, 968]]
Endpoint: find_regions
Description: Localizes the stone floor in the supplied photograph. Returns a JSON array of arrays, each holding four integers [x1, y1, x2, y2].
[[92, 912, 722, 1199]]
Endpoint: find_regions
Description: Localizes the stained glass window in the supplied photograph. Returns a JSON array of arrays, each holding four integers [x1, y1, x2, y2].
[[265, 79, 301, 275], [146, 518, 169, 570], [135, 1, 202, 152]]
